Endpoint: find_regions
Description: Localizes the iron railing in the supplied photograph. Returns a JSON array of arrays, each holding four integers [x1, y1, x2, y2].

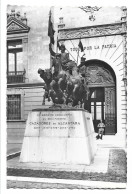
[[7, 70, 26, 84]]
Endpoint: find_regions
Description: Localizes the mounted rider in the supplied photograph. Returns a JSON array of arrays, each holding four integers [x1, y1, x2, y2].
[[38, 43, 88, 106], [49, 43, 76, 76]]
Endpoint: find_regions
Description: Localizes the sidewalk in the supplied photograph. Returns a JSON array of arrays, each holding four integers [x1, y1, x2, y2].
[[7, 147, 109, 173], [7, 135, 127, 189], [7, 176, 126, 189]]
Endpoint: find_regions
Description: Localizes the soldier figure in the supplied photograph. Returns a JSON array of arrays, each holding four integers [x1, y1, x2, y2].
[[96, 119, 105, 140], [59, 44, 71, 70], [49, 43, 76, 74]]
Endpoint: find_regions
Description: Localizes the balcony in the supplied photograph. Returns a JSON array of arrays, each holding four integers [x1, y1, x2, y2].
[[7, 70, 26, 84]]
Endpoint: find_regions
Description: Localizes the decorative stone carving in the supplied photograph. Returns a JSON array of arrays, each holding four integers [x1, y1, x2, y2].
[[122, 34, 127, 95], [79, 6, 101, 13], [7, 20, 30, 35], [121, 7, 127, 84], [7, 22, 22, 31], [79, 6, 101, 21], [122, 23, 127, 32], [7, 9, 27, 25], [58, 23, 126, 40], [121, 6, 127, 22], [7, 9, 30, 34], [85, 66, 114, 84]]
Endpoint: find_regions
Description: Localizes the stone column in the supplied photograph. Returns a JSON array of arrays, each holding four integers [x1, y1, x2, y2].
[[120, 6, 127, 147], [121, 6, 127, 94]]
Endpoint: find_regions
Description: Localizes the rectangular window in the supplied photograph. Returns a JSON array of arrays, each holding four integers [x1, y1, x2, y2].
[[96, 105, 101, 120], [8, 53, 15, 71], [7, 94, 21, 120], [7, 40, 23, 73], [7, 40, 25, 84], [91, 105, 94, 120], [91, 102, 94, 120]]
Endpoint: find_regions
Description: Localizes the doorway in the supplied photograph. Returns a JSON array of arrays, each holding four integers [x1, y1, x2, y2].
[[86, 87, 116, 134], [82, 60, 117, 134], [89, 87, 105, 133]]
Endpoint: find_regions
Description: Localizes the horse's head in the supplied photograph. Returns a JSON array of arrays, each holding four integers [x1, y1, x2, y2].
[[38, 68, 52, 85], [38, 68, 45, 76], [45, 68, 52, 80]]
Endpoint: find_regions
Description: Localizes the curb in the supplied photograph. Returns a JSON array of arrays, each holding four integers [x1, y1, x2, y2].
[[7, 152, 21, 160], [7, 176, 127, 189]]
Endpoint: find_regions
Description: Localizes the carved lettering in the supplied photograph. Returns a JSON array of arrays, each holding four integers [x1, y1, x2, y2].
[[102, 44, 116, 49], [70, 44, 116, 52], [29, 112, 81, 130]]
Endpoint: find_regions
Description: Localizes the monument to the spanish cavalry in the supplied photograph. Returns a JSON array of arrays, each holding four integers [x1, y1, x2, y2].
[[20, 15, 96, 165]]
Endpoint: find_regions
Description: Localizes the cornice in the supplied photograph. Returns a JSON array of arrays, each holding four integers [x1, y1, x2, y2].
[[58, 22, 127, 41], [7, 82, 44, 88]]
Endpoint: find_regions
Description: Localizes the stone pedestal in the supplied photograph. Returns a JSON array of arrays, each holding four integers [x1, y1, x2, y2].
[[20, 108, 96, 165]]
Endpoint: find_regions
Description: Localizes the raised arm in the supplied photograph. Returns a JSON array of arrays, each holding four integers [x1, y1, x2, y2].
[[49, 43, 56, 57]]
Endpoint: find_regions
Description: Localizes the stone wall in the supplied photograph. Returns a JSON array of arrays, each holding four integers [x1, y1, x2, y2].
[[7, 5, 51, 83], [7, 86, 45, 149], [7, 6, 124, 83], [53, 6, 122, 31]]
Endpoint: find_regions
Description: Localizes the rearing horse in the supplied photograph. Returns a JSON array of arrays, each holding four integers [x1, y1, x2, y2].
[[38, 64, 88, 107], [38, 68, 52, 104]]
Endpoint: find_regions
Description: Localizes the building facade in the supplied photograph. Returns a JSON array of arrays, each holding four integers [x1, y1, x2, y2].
[[7, 6, 127, 151]]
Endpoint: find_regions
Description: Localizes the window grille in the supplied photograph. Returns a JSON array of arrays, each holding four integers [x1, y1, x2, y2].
[[7, 94, 21, 120]]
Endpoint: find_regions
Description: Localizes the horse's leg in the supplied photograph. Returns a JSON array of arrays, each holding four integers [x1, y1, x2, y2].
[[80, 101, 82, 108], [47, 85, 51, 102], [48, 93, 50, 101], [73, 84, 78, 99], [80, 99, 84, 108], [72, 86, 78, 107], [66, 81, 74, 105], [72, 99, 78, 107], [66, 92, 70, 105], [42, 93, 45, 105]]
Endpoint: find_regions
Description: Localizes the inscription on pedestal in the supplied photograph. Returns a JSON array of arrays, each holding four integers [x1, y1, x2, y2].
[[20, 109, 96, 165]]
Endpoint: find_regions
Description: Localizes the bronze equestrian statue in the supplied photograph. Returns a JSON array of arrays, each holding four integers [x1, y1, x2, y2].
[[38, 44, 89, 107]]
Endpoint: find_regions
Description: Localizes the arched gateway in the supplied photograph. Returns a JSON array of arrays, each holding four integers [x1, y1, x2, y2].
[[81, 59, 116, 135]]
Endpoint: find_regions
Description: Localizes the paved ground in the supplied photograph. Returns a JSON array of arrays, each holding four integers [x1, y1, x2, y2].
[[7, 148, 127, 189], [7, 147, 109, 173], [7, 135, 127, 189]]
